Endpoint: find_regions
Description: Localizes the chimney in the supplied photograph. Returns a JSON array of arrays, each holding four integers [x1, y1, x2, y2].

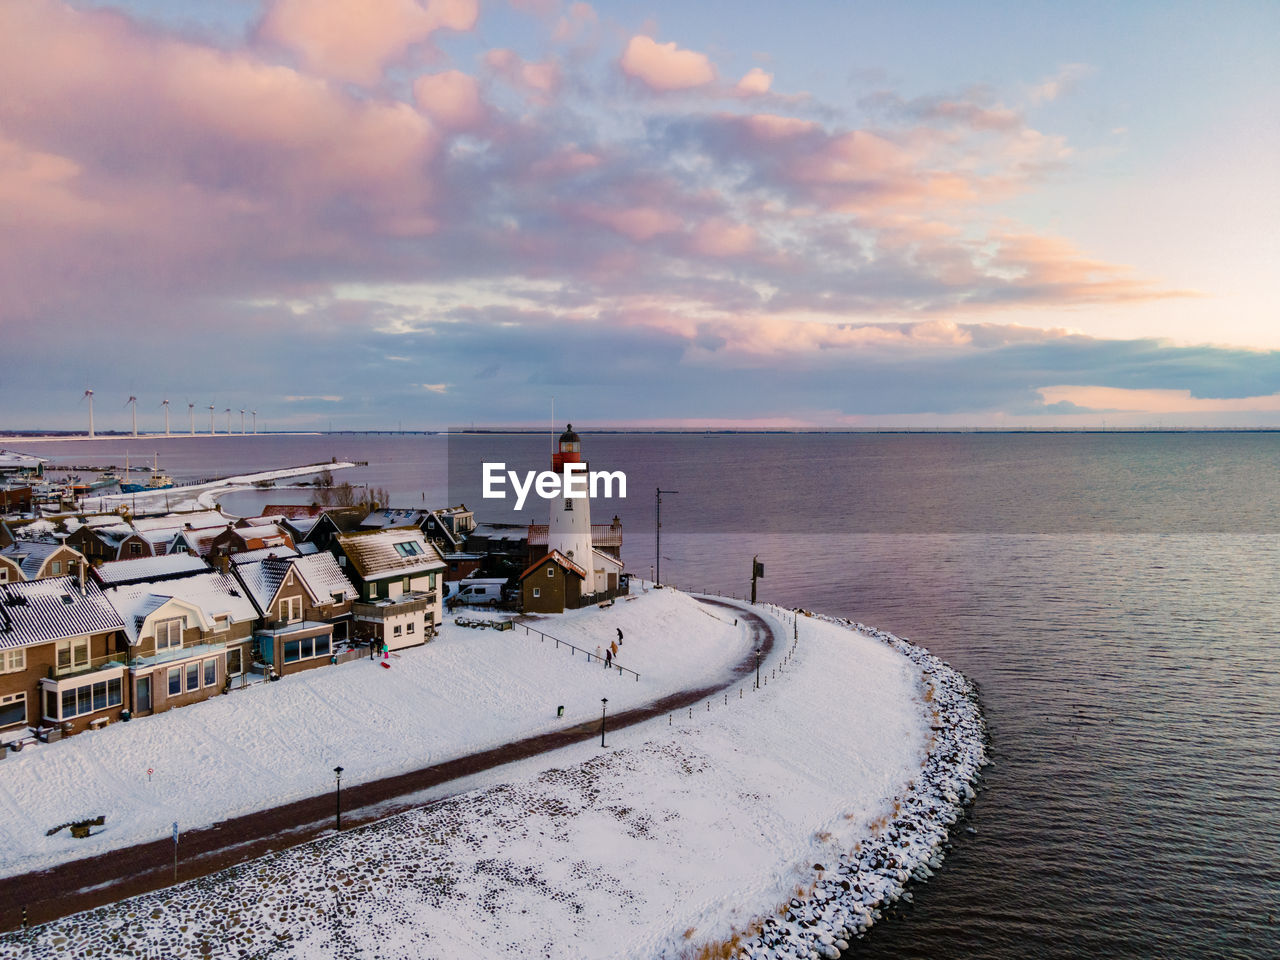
[[78, 557, 87, 595], [214, 554, 230, 575]]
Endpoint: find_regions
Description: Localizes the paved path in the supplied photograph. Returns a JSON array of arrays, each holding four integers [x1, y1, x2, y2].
[[0, 597, 781, 932]]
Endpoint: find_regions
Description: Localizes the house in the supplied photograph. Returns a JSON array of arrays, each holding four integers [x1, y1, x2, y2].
[[440, 552, 483, 583], [0, 540, 89, 583], [358, 508, 432, 531], [93, 553, 211, 588], [331, 527, 445, 651], [0, 486, 32, 515], [518, 550, 587, 615], [100, 571, 259, 711], [232, 552, 357, 677], [297, 507, 367, 553], [464, 522, 533, 568], [0, 575, 129, 738], [206, 523, 295, 560], [66, 517, 135, 563]]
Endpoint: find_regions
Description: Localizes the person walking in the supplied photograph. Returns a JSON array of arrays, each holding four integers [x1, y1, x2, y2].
[[616, 627, 623, 646], [604, 647, 613, 668], [381, 641, 390, 661], [610, 639, 618, 657]]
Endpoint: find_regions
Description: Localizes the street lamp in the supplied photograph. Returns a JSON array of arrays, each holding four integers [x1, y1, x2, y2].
[[601, 698, 608, 747], [334, 765, 344, 830], [755, 648, 761, 690]]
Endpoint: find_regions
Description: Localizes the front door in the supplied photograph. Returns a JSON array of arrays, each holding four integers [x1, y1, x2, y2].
[[136, 676, 151, 714]]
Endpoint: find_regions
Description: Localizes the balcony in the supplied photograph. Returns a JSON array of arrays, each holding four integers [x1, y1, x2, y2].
[[50, 651, 127, 680], [353, 592, 436, 621]]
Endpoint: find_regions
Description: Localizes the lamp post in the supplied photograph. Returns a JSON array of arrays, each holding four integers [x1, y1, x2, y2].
[[334, 765, 344, 830], [755, 648, 761, 690], [601, 697, 608, 747]]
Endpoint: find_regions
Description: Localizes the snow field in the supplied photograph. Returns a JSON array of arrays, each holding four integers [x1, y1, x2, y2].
[[0, 596, 986, 960], [0, 586, 749, 879]]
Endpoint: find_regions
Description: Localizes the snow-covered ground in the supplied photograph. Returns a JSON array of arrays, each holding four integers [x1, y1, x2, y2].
[[0, 596, 986, 960], [0, 586, 748, 879]]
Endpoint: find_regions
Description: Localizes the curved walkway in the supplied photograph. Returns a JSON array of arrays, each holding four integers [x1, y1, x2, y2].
[[0, 597, 779, 932]]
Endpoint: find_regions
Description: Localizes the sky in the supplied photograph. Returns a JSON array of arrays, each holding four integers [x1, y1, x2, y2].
[[1, 0, 1277, 430]]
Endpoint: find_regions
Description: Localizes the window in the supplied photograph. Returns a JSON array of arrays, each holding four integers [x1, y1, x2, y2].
[[50, 560, 62, 575], [1, 648, 25, 673], [156, 618, 183, 650], [283, 639, 300, 663], [393, 624, 402, 637], [532, 587, 541, 598], [55, 676, 123, 719], [213, 615, 229, 633], [393, 541, 423, 557], [0, 568, 7, 582], [56, 637, 90, 671], [129, 542, 142, 556], [315, 634, 330, 657], [227, 647, 242, 676], [547, 567, 554, 578], [185, 661, 200, 692], [406, 622, 415, 635], [279, 596, 302, 622], [204, 658, 217, 687], [283, 633, 330, 662], [168, 666, 181, 696], [0, 692, 25, 729]]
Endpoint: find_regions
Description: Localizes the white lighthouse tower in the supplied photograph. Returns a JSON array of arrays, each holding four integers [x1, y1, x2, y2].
[[547, 424, 597, 587]]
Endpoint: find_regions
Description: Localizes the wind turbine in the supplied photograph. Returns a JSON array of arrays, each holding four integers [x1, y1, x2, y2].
[[225, 408, 231, 434], [251, 410, 257, 434], [161, 399, 171, 437], [187, 401, 195, 436], [209, 403, 216, 435], [125, 395, 138, 437], [240, 408, 246, 435], [81, 388, 95, 438]]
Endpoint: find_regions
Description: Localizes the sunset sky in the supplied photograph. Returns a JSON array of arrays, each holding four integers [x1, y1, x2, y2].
[[2, 0, 1277, 430]]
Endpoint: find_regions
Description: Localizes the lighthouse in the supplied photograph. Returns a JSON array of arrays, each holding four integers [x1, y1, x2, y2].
[[547, 424, 596, 586]]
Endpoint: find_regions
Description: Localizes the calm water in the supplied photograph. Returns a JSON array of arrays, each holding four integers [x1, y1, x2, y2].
[[18, 432, 1280, 958]]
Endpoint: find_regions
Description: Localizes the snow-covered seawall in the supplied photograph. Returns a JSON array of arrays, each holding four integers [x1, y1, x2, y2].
[[735, 615, 987, 960], [0, 596, 986, 960]]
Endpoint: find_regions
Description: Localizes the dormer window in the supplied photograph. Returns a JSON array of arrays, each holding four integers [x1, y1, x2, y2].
[[156, 617, 183, 650], [279, 596, 302, 623]]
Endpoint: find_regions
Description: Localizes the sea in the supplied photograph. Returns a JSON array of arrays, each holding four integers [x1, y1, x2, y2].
[[16, 431, 1280, 959]]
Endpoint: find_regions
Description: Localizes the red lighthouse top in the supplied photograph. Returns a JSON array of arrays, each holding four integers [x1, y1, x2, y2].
[[552, 423, 584, 470]]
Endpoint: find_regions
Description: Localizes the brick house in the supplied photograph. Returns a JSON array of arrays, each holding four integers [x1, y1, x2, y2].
[[0, 575, 129, 739], [0, 540, 89, 583], [232, 553, 357, 677], [100, 570, 260, 712]]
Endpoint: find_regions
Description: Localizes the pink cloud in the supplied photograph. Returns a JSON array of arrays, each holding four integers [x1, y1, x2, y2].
[[579, 204, 684, 241], [619, 35, 715, 92], [689, 218, 757, 257], [413, 69, 488, 130], [735, 67, 772, 96], [256, 0, 478, 86], [484, 48, 562, 100]]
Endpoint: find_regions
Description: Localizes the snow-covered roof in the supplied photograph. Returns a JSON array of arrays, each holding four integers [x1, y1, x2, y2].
[[296, 542, 319, 555], [359, 508, 430, 530], [132, 511, 229, 533], [591, 548, 624, 570], [0, 577, 125, 650], [94, 553, 211, 586], [229, 545, 300, 566], [0, 450, 46, 469], [0, 540, 82, 580], [334, 528, 445, 581], [101, 571, 258, 644], [517, 549, 586, 582], [233, 552, 357, 614]]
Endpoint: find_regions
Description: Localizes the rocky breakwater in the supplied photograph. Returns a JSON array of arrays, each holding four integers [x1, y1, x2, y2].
[[739, 617, 987, 960]]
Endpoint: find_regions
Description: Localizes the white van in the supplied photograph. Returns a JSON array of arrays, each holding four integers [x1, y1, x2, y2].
[[450, 579, 507, 606]]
